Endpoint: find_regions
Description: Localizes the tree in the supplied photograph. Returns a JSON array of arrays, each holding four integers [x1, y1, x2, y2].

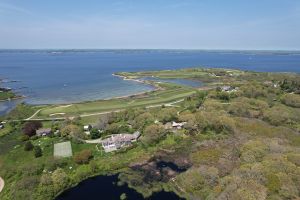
[[34, 146, 42, 158], [120, 193, 127, 200], [156, 108, 178, 123], [22, 121, 42, 137], [141, 124, 165, 145], [133, 112, 154, 129], [90, 128, 101, 139], [106, 123, 120, 134], [95, 115, 109, 130], [74, 150, 93, 164], [61, 124, 83, 138], [24, 141, 34, 151], [51, 168, 69, 191]]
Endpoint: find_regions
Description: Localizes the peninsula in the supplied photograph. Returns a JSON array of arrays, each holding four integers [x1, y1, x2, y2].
[[0, 67, 300, 200]]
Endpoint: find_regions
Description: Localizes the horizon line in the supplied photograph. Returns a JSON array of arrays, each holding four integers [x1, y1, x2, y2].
[[0, 48, 300, 52]]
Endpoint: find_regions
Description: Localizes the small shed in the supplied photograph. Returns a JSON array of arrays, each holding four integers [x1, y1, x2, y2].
[[36, 128, 52, 136], [83, 124, 92, 131]]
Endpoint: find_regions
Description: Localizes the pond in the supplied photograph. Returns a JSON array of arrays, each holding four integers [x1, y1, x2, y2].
[[156, 161, 188, 173], [56, 174, 185, 200], [140, 77, 203, 88]]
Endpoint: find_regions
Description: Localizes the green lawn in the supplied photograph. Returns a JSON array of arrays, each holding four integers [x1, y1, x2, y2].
[[37, 86, 196, 118]]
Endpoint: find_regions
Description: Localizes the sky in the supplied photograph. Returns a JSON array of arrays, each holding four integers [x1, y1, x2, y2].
[[0, 0, 300, 50]]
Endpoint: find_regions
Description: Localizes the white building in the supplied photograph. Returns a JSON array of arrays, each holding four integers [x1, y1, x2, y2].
[[101, 131, 141, 152], [172, 121, 187, 129]]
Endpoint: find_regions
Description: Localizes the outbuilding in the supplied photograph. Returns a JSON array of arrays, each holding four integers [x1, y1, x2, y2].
[[36, 128, 52, 137]]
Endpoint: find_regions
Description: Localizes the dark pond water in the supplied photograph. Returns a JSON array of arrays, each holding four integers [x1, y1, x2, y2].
[[56, 174, 185, 200], [156, 161, 188, 173]]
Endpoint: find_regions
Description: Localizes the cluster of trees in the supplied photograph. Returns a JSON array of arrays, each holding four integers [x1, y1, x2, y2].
[[262, 104, 300, 126], [24, 141, 42, 158], [22, 121, 42, 137], [279, 79, 300, 93], [281, 93, 300, 108]]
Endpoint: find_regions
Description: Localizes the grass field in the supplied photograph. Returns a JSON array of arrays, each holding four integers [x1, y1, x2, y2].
[[36, 84, 196, 119]]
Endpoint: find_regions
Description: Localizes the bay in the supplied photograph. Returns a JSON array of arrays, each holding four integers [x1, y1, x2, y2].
[[0, 49, 299, 107]]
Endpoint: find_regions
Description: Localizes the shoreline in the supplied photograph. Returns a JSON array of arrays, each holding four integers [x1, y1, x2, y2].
[[0, 95, 25, 102], [17, 74, 162, 107]]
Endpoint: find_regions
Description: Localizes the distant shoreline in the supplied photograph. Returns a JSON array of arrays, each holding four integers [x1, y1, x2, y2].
[[0, 95, 25, 102]]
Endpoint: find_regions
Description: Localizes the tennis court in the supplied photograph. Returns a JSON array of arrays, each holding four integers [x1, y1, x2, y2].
[[54, 141, 73, 157]]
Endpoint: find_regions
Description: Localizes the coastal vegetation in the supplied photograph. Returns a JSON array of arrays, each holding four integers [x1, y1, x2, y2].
[[0, 91, 15, 101], [0, 67, 300, 200], [0, 86, 22, 101]]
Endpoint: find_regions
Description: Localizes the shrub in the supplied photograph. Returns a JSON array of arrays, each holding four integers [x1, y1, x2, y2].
[[20, 134, 30, 141], [34, 146, 42, 157], [217, 92, 230, 101], [90, 128, 101, 139], [45, 158, 68, 171], [228, 97, 269, 118], [281, 93, 300, 108], [6, 103, 36, 120], [263, 105, 300, 126], [195, 111, 235, 134], [24, 141, 34, 151], [51, 168, 70, 191], [74, 150, 93, 164], [156, 108, 178, 123], [106, 123, 120, 134], [61, 124, 84, 139], [120, 193, 127, 200]]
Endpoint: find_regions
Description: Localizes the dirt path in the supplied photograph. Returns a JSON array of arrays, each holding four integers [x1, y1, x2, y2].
[[25, 109, 42, 120], [146, 98, 184, 108], [0, 177, 4, 193]]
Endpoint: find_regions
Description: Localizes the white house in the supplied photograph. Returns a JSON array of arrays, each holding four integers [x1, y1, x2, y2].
[[221, 86, 238, 92], [101, 131, 141, 152], [172, 121, 187, 129]]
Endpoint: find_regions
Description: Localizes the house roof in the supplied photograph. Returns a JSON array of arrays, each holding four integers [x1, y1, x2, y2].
[[101, 132, 140, 145], [36, 128, 52, 135]]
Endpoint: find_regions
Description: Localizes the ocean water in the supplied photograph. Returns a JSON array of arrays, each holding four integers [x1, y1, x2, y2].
[[0, 50, 300, 112]]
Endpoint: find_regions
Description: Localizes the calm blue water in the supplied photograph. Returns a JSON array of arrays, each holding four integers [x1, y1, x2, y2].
[[0, 50, 300, 114]]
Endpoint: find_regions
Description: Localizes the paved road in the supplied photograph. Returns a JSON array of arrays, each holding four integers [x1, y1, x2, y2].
[[0, 177, 4, 193]]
